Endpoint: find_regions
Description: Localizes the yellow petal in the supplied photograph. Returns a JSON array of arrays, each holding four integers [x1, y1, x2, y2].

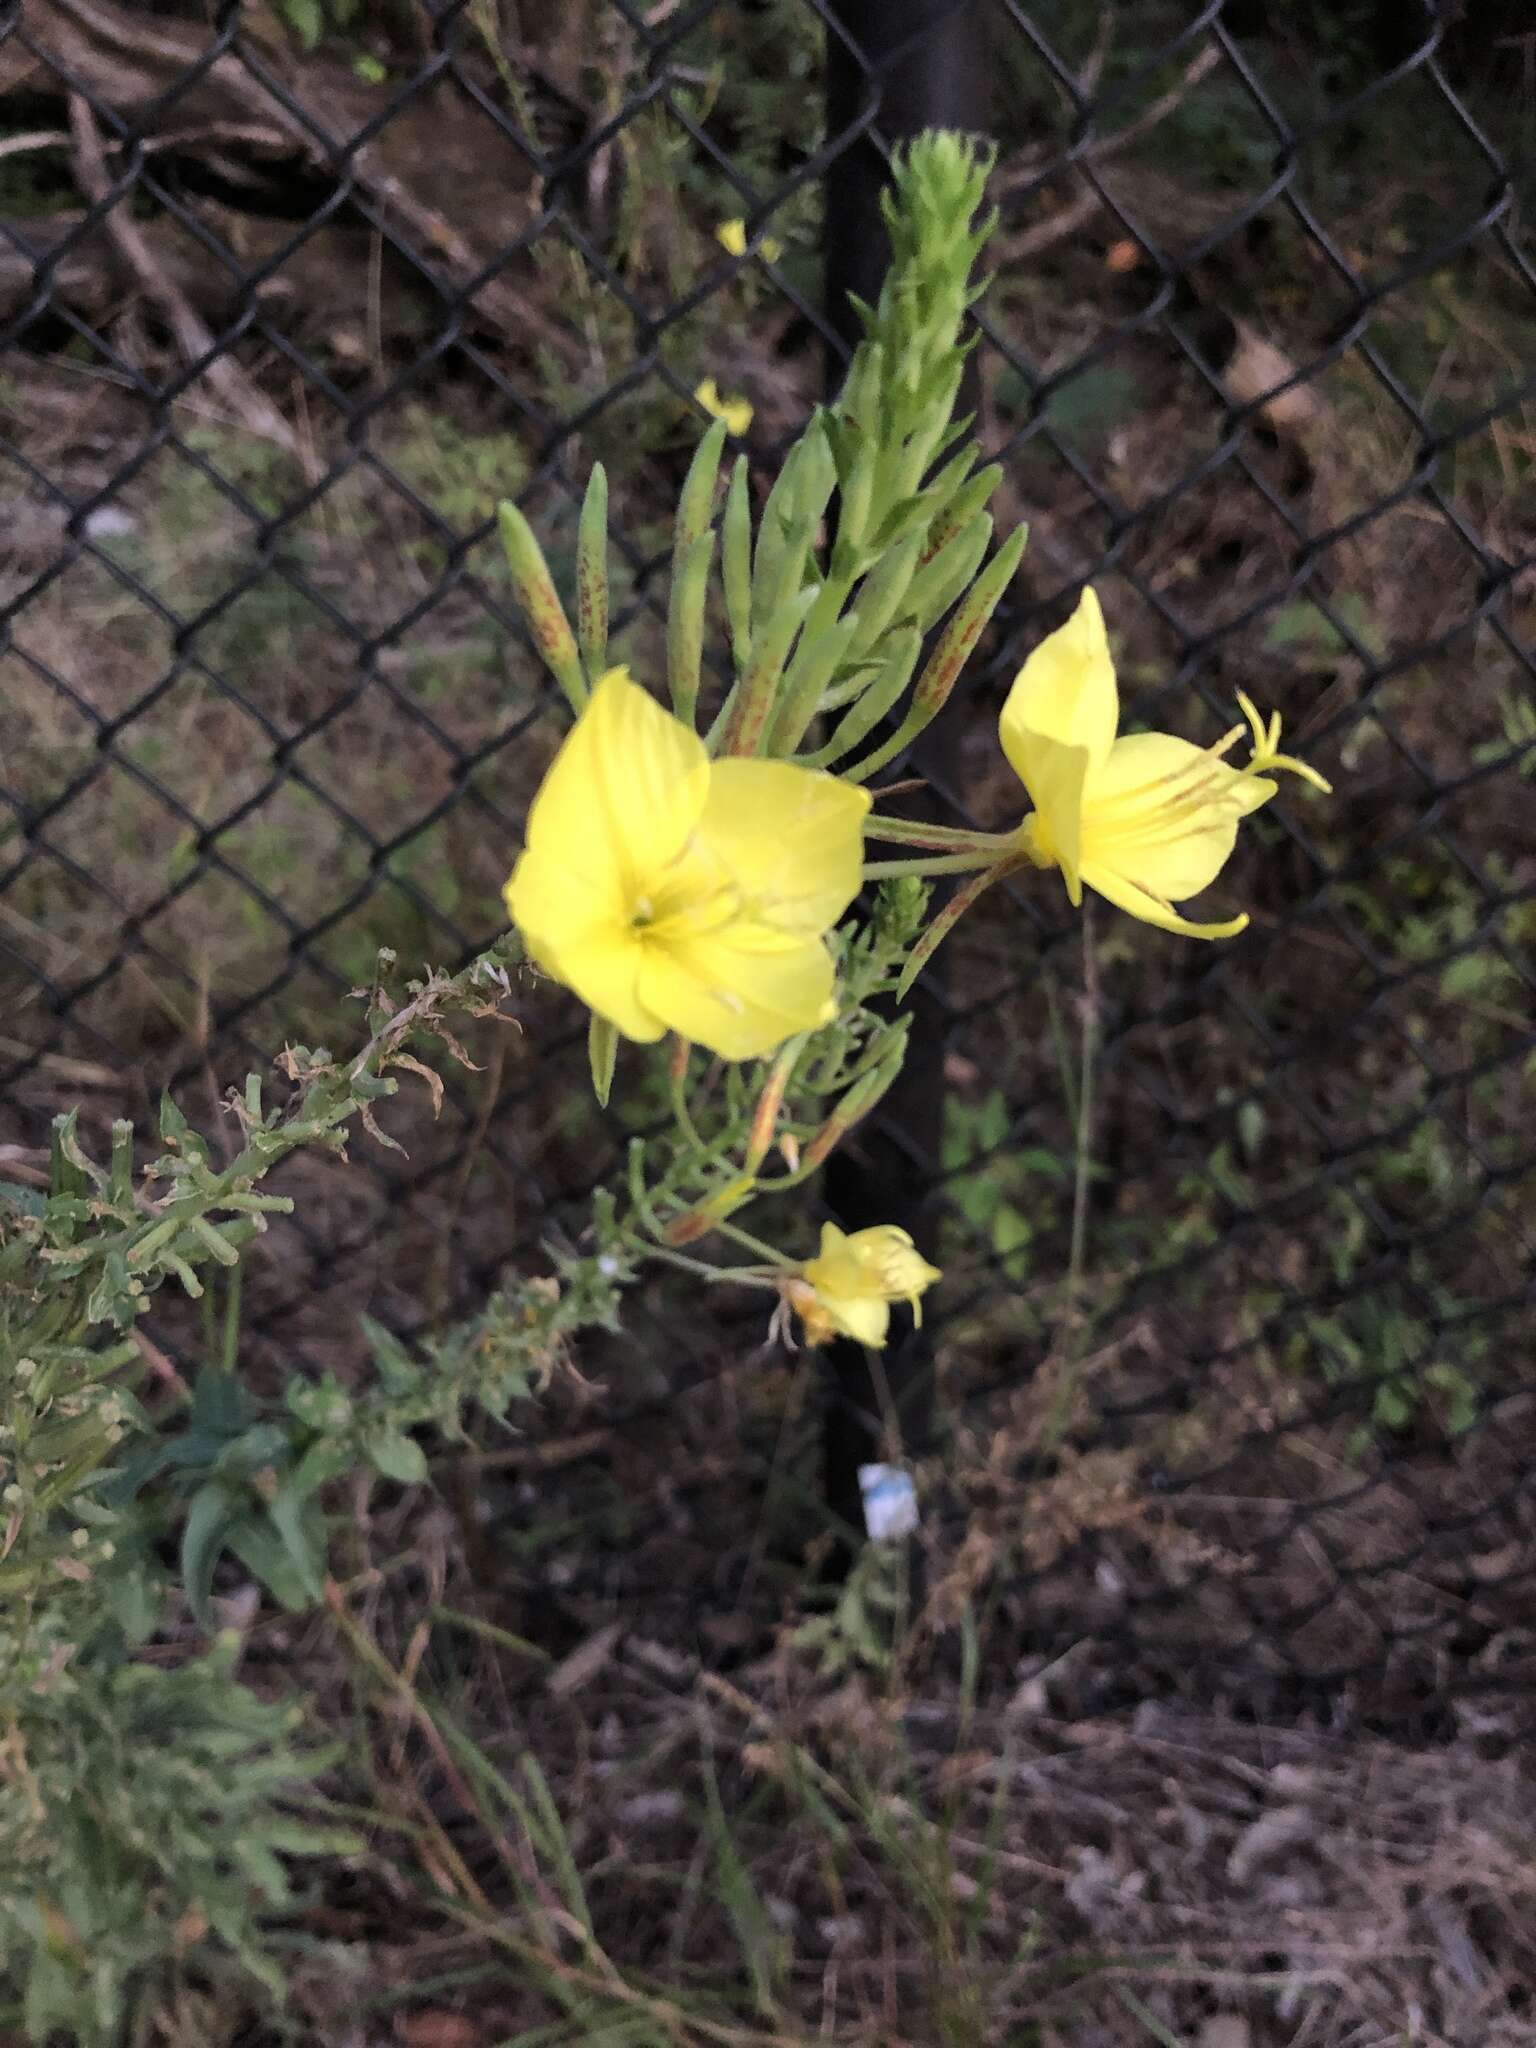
[[803, 1221, 859, 1293], [819, 1292, 892, 1348], [636, 921, 835, 1060], [843, 1226, 942, 1311], [1083, 731, 1273, 902], [699, 760, 870, 934], [1000, 587, 1119, 783], [1013, 733, 1091, 905], [694, 378, 753, 436], [521, 667, 708, 905], [504, 850, 664, 1041], [716, 217, 748, 256], [1080, 858, 1250, 940]]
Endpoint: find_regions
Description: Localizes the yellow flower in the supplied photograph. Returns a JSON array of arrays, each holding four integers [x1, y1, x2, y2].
[[505, 668, 869, 1059], [784, 1223, 941, 1349], [694, 376, 753, 437], [1002, 588, 1331, 939], [716, 217, 782, 261]]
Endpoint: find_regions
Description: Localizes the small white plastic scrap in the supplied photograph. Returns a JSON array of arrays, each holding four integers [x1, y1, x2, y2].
[[858, 1462, 918, 1542]]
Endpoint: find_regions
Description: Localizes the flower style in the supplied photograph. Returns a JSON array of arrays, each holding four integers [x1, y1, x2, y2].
[[1002, 588, 1330, 937], [694, 376, 753, 437], [780, 1223, 941, 1349], [505, 668, 869, 1060]]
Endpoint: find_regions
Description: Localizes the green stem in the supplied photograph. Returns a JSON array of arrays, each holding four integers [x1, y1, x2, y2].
[[709, 1218, 792, 1266], [669, 1054, 705, 1153], [863, 852, 999, 880], [635, 1239, 780, 1289], [1043, 903, 1099, 1456], [864, 817, 1017, 853]]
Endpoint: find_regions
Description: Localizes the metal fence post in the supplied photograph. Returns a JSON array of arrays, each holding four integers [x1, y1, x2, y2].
[[821, 0, 991, 1559]]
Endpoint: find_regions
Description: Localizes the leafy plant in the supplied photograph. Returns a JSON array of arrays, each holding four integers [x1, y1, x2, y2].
[[942, 1088, 1069, 1283], [0, 1639, 348, 2047]]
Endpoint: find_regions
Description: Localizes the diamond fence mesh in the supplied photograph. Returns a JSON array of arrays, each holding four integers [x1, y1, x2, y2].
[[2, 0, 1534, 1736]]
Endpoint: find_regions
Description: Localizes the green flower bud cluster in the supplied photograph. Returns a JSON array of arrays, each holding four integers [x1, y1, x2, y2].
[[497, 129, 1026, 786]]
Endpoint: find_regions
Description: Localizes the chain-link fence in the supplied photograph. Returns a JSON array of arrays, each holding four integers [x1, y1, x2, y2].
[[3, 0, 1533, 1736]]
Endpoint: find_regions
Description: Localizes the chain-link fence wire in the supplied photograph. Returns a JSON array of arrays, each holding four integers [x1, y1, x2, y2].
[[2, 0, 1533, 1731]]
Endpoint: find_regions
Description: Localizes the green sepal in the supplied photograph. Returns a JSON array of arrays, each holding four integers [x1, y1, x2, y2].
[[588, 1013, 618, 1108]]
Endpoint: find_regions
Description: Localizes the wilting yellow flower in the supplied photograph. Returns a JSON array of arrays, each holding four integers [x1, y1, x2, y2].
[[505, 668, 869, 1059], [1003, 588, 1330, 938], [716, 217, 782, 261], [694, 376, 753, 437], [783, 1223, 941, 1349]]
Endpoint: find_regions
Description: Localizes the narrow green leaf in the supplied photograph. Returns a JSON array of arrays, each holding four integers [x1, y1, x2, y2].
[[667, 527, 715, 730], [266, 1479, 327, 1604], [750, 437, 805, 622], [805, 626, 921, 768], [576, 462, 609, 678], [676, 416, 728, 555], [843, 531, 923, 667], [722, 454, 753, 676], [182, 1481, 237, 1628], [766, 610, 867, 756], [588, 1011, 618, 1107]]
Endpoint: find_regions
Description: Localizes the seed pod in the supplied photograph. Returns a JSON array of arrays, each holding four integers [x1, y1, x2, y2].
[[663, 1175, 757, 1246], [912, 521, 1028, 719], [721, 583, 818, 758], [498, 500, 587, 714], [802, 1028, 909, 1171], [918, 462, 1001, 567], [901, 512, 993, 639], [744, 1039, 805, 1172]]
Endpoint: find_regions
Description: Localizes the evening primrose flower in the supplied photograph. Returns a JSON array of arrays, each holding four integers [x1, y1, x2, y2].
[[505, 667, 869, 1060], [868, 587, 1332, 994], [694, 376, 753, 437], [1003, 589, 1330, 937], [716, 217, 782, 261], [779, 1223, 941, 1349]]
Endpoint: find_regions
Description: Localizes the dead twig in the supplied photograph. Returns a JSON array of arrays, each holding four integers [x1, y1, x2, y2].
[[41, 0, 580, 369], [65, 92, 297, 450], [999, 44, 1224, 259]]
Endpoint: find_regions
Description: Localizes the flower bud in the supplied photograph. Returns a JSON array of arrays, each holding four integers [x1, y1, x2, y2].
[[802, 1031, 907, 1171], [662, 1175, 756, 1246], [498, 500, 587, 714]]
